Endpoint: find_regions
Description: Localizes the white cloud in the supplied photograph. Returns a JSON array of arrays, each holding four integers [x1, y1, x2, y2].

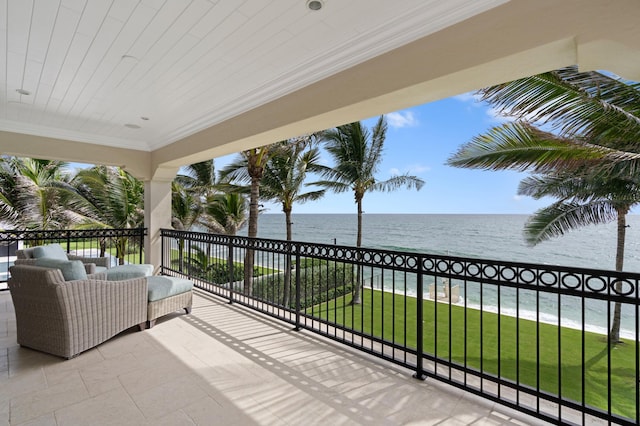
[[486, 102, 543, 124], [409, 164, 430, 174], [453, 91, 483, 104], [486, 106, 515, 124], [389, 164, 430, 176], [454, 90, 525, 124], [513, 195, 523, 201], [387, 111, 418, 128]]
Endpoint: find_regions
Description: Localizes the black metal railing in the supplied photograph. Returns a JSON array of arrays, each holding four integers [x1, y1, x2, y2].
[[161, 229, 639, 426], [0, 228, 146, 288]]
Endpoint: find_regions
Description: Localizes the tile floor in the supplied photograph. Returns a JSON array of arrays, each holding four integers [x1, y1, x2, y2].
[[0, 289, 548, 425]]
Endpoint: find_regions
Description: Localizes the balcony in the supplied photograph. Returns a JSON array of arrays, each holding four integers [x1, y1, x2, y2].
[[0, 288, 542, 425], [1, 228, 638, 424]]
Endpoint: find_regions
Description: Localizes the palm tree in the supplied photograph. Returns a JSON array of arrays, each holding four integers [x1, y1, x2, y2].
[[260, 139, 326, 306], [171, 180, 205, 272], [447, 67, 640, 177], [204, 192, 248, 236], [0, 158, 19, 227], [172, 159, 248, 276], [316, 116, 425, 304], [171, 180, 204, 232], [174, 160, 217, 200], [221, 146, 276, 296], [447, 66, 640, 343], [518, 172, 640, 342], [0, 157, 81, 231], [73, 166, 144, 264]]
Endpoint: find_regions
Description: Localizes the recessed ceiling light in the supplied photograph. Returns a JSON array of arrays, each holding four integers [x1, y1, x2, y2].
[[16, 88, 31, 95], [124, 123, 141, 129], [307, 0, 323, 11]]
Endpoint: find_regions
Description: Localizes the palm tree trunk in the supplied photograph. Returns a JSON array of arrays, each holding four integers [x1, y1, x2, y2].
[[282, 208, 293, 307], [178, 239, 185, 272], [116, 238, 127, 265], [244, 176, 260, 296], [351, 198, 363, 305], [609, 207, 628, 344]]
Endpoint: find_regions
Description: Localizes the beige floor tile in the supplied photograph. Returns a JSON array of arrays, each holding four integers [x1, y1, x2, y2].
[[0, 354, 8, 373], [8, 348, 58, 377], [78, 352, 142, 382], [0, 291, 551, 426], [263, 395, 367, 426], [96, 330, 163, 360], [10, 373, 89, 424], [144, 409, 196, 426], [383, 402, 453, 425], [76, 353, 143, 398], [117, 352, 191, 395], [181, 396, 264, 426], [213, 396, 289, 426], [84, 375, 123, 399], [55, 387, 145, 426], [0, 398, 8, 425], [42, 349, 104, 386], [13, 413, 57, 426], [0, 368, 47, 403], [129, 373, 211, 420]]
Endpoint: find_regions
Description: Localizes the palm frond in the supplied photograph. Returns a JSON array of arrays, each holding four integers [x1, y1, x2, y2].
[[519, 171, 640, 204], [219, 156, 251, 183], [371, 174, 425, 192], [524, 200, 617, 246], [480, 67, 640, 149], [447, 122, 612, 173], [308, 180, 351, 193], [294, 189, 326, 204]]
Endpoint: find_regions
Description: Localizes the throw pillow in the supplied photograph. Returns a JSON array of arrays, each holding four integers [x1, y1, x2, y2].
[[34, 258, 88, 281], [33, 244, 68, 261]]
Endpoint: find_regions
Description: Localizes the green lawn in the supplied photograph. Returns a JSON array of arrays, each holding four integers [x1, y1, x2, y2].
[[309, 288, 637, 419]]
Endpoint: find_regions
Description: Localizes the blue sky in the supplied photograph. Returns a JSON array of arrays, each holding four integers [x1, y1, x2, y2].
[[215, 92, 554, 215]]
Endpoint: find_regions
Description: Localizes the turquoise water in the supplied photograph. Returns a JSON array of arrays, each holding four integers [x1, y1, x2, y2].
[[245, 214, 640, 338]]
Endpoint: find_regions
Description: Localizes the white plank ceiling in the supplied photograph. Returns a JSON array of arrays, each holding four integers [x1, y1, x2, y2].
[[0, 0, 506, 151]]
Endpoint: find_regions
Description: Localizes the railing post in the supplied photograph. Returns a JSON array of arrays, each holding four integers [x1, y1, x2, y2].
[[139, 227, 144, 264], [187, 239, 192, 280], [66, 231, 71, 254], [294, 244, 301, 331], [227, 237, 234, 304], [160, 230, 165, 274], [413, 255, 426, 380]]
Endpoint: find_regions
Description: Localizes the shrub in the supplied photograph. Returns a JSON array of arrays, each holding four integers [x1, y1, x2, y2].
[[252, 258, 354, 309]]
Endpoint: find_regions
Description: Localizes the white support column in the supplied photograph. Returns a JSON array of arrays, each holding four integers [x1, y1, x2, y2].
[[144, 179, 173, 273]]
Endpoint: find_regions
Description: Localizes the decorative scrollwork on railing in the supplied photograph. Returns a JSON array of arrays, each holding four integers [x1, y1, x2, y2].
[[0, 228, 146, 242]]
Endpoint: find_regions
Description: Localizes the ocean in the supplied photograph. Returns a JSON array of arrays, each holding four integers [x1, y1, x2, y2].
[[244, 214, 640, 338], [246, 214, 640, 272]]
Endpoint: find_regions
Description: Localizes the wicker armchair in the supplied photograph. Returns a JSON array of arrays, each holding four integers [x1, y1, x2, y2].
[[8, 264, 147, 359], [15, 245, 111, 274]]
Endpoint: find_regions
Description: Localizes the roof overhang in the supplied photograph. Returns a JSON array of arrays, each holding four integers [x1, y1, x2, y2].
[[1, 0, 639, 180]]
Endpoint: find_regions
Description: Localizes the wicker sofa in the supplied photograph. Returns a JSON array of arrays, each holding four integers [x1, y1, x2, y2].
[[8, 264, 147, 359]]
